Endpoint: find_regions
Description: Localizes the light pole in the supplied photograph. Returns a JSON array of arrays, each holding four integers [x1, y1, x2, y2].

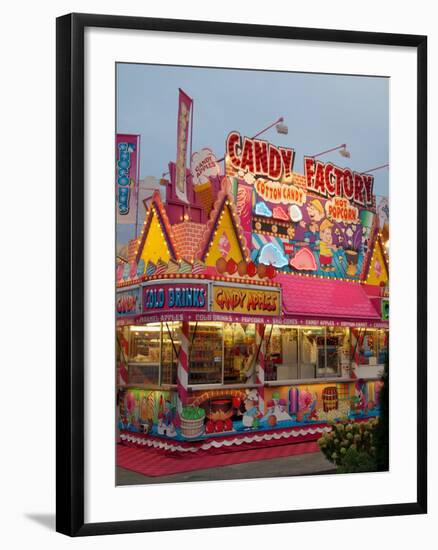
[[219, 116, 288, 163], [310, 143, 350, 159], [252, 116, 288, 138], [360, 163, 389, 175]]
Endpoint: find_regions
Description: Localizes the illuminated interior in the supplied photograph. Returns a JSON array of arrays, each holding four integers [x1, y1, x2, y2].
[[117, 322, 388, 388]]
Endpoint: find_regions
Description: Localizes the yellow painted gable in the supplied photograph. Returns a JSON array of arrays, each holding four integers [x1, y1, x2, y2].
[[139, 212, 171, 265], [205, 206, 244, 266], [366, 239, 388, 286]]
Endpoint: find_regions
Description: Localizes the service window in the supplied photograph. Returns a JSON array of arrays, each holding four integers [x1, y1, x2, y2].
[[128, 323, 161, 385], [265, 326, 299, 381], [161, 322, 181, 385], [223, 323, 257, 384], [300, 327, 326, 379], [188, 322, 223, 385]]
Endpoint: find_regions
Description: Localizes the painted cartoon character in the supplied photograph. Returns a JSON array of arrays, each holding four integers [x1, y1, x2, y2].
[[319, 219, 338, 272], [353, 379, 368, 414], [241, 389, 261, 428], [299, 199, 325, 242], [264, 392, 292, 422], [350, 379, 367, 415], [296, 390, 318, 422], [157, 400, 177, 437]]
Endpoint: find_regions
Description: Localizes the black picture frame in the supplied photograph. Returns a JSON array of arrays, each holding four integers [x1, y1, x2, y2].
[[56, 12, 427, 537]]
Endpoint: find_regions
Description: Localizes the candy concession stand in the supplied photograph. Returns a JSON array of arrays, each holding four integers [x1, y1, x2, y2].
[[116, 132, 389, 454]]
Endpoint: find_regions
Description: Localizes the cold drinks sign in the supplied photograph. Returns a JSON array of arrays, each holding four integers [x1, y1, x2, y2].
[[143, 283, 208, 313]]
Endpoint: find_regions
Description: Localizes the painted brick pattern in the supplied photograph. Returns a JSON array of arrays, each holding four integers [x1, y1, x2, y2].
[[172, 221, 206, 261], [127, 238, 138, 263]]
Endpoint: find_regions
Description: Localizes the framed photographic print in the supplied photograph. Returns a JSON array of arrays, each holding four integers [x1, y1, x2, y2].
[[56, 13, 427, 536]]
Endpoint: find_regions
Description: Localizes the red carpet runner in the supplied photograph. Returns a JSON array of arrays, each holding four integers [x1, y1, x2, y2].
[[117, 441, 320, 477]]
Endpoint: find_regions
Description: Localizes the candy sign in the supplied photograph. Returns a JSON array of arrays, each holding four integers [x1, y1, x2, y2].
[[116, 288, 141, 317], [226, 132, 295, 182]]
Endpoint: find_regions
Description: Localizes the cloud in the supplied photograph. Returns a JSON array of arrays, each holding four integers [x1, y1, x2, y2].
[[255, 201, 272, 217], [243, 172, 255, 185], [289, 204, 303, 222], [259, 242, 289, 268]]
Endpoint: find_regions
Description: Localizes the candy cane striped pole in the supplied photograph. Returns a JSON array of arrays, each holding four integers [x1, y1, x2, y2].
[[256, 323, 266, 414], [177, 320, 190, 417]]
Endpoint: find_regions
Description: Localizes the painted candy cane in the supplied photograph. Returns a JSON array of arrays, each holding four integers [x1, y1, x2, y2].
[[256, 323, 266, 414], [177, 320, 190, 417]]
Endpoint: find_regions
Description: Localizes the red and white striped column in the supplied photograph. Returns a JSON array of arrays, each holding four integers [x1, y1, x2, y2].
[[350, 328, 365, 379], [256, 323, 266, 414], [177, 320, 190, 418]]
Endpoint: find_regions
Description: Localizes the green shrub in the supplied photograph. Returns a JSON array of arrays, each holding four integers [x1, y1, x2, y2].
[[318, 419, 378, 471], [337, 447, 377, 473], [373, 359, 389, 471], [319, 359, 389, 473]]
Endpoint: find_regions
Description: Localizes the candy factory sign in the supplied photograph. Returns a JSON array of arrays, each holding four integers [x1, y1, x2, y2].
[[304, 157, 374, 207], [212, 285, 281, 316], [142, 283, 208, 312], [226, 132, 295, 182]]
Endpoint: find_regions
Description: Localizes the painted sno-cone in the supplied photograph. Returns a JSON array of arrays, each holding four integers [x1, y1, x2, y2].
[[155, 258, 167, 276], [194, 181, 214, 216], [178, 259, 193, 273], [166, 259, 179, 274], [118, 362, 128, 386], [147, 392, 155, 420], [192, 259, 206, 274], [146, 260, 156, 276], [158, 394, 165, 419]]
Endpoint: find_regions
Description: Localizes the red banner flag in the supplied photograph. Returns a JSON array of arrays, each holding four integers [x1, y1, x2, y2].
[[175, 89, 193, 203]]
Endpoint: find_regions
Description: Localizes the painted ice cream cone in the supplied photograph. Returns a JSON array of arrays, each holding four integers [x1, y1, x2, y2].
[[194, 181, 214, 216], [178, 259, 193, 273], [166, 259, 179, 274], [155, 258, 168, 276]]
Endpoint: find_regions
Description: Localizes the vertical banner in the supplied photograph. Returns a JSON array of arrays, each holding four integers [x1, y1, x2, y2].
[[175, 89, 193, 204], [116, 133, 140, 224]]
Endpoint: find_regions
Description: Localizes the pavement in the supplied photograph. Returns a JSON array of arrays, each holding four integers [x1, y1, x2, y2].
[[116, 449, 336, 485]]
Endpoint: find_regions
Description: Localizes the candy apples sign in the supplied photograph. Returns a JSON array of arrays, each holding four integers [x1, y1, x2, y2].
[[304, 157, 374, 207], [212, 285, 281, 316], [191, 148, 221, 185], [226, 132, 295, 182]]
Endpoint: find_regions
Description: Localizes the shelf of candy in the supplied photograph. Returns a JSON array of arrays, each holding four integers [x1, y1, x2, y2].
[[161, 356, 178, 385], [189, 326, 223, 384], [224, 349, 245, 383], [127, 362, 160, 385], [189, 357, 222, 384]]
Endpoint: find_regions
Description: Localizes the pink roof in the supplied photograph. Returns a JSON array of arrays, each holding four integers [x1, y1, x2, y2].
[[277, 274, 381, 321]]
